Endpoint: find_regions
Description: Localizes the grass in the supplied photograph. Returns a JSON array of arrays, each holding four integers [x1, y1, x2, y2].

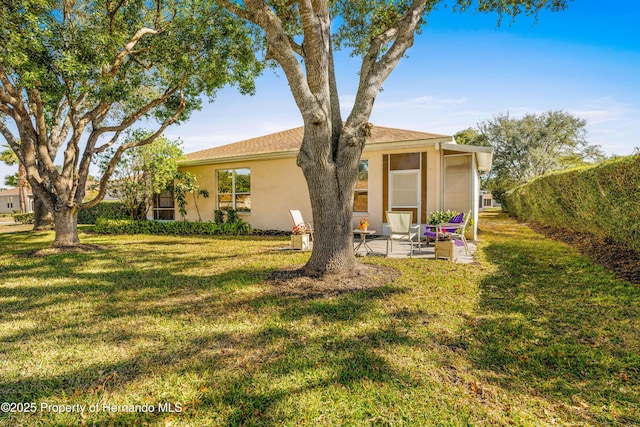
[[0, 212, 638, 426]]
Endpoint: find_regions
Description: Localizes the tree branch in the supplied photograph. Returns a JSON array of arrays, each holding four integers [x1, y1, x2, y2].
[[348, 0, 426, 127], [80, 91, 187, 209], [215, 0, 254, 21], [110, 27, 159, 77]]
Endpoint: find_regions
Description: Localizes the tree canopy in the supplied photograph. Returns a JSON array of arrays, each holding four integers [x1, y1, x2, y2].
[[0, 0, 262, 246], [456, 110, 606, 204]]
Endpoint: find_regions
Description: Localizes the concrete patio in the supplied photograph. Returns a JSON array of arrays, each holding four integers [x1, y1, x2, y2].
[[285, 236, 477, 264], [353, 236, 476, 263]]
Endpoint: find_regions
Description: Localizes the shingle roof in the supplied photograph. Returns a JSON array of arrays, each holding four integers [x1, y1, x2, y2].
[[183, 125, 450, 164], [0, 187, 32, 197]]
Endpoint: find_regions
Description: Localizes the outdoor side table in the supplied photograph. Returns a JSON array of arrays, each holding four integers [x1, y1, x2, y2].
[[353, 229, 376, 255]]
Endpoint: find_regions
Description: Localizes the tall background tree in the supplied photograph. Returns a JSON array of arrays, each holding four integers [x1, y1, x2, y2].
[[214, 0, 572, 275], [99, 132, 184, 220], [0, 0, 261, 247], [455, 110, 606, 206]]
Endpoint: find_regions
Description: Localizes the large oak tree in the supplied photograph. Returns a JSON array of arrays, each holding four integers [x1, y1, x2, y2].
[[0, 0, 261, 247], [214, 0, 572, 275]]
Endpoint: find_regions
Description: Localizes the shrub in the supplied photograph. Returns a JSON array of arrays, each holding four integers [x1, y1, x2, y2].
[[13, 212, 34, 224], [214, 209, 225, 225], [93, 218, 252, 236], [427, 210, 460, 225], [78, 201, 129, 224], [506, 154, 640, 252]]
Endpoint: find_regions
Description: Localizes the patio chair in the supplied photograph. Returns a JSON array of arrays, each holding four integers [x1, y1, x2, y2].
[[385, 211, 418, 258], [448, 211, 471, 255], [289, 209, 314, 241], [424, 211, 464, 243]]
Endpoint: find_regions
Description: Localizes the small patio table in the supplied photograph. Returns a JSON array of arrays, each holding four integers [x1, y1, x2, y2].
[[353, 229, 376, 255]]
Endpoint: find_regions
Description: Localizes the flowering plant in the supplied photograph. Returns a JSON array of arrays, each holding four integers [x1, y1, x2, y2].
[[358, 217, 369, 230], [292, 224, 308, 235]]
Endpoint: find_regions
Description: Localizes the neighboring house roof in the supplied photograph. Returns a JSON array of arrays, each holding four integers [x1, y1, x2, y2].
[[181, 125, 454, 166], [0, 187, 33, 197]]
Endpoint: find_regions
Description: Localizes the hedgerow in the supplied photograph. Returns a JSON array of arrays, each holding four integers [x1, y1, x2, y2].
[[506, 154, 640, 251], [93, 218, 251, 235], [13, 212, 34, 224]]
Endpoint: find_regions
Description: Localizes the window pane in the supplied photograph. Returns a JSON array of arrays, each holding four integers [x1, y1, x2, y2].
[[156, 190, 174, 208], [356, 160, 368, 189], [353, 191, 368, 213], [218, 195, 233, 211], [353, 160, 368, 211], [391, 172, 419, 206], [218, 170, 232, 193], [390, 153, 420, 170], [154, 209, 174, 220], [217, 168, 251, 212], [235, 194, 251, 212], [235, 168, 251, 193]]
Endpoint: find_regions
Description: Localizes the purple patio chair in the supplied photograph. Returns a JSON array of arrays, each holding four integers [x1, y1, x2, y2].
[[424, 211, 464, 243]]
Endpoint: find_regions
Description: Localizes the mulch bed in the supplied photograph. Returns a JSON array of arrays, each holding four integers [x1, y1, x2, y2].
[[529, 223, 640, 285], [29, 244, 109, 256], [267, 264, 401, 299]]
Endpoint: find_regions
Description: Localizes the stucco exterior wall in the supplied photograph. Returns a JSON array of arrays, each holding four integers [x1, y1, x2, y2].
[[180, 157, 312, 232], [180, 143, 451, 234], [0, 195, 15, 214]]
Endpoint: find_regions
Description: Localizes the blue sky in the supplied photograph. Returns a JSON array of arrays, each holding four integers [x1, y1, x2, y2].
[[165, 0, 639, 160], [1, 0, 639, 182]]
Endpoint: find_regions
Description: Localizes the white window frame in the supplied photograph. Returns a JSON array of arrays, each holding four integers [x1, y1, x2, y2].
[[217, 168, 251, 213]]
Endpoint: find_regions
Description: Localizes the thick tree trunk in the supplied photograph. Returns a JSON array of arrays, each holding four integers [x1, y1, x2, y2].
[[302, 167, 360, 275], [52, 208, 80, 247], [33, 197, 54, 230], [299, 126, 363, 276]]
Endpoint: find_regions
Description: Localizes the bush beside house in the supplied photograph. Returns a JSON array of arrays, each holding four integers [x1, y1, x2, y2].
[[77, 201, 129, 224], [93, 217, 251, 236], [506, 154, 640, 252], [13, 212, 34, 224]]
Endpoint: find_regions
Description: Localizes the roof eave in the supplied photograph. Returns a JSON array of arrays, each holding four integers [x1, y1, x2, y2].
[[363, 136, 454, 152], [180, 149, 299, 167], [442, 143, 494, 171], [180, 135, 456, 167]]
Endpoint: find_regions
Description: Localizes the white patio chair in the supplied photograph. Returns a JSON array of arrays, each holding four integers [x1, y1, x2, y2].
[[447, 210, 471, 255], [385, 211, 418, 258], [289, 209, 314, 241]]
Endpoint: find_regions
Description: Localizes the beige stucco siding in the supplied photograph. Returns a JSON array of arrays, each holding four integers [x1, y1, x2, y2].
[[180, 157, 312, 231], [178, 136, 489, 237]]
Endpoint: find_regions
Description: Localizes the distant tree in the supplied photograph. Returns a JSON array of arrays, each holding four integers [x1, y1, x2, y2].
[[214, 0, 572, 275], [3, 173, 17, 188], [100, 132, 184, 220], [454, 128, 489, 147], [463, 110, 606, 205], [0, 0, 261, 247]]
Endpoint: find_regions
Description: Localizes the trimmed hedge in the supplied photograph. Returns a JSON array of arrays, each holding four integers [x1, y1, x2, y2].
[[93, 218, 251, 235], [78, 201, 129, 224], [13, 212, 34, 224], [506, 154, 640, 252]]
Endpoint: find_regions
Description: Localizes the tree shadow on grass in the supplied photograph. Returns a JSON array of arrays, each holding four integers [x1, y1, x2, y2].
[[1, 233, 418, 426], [465, 231, 640, 425]]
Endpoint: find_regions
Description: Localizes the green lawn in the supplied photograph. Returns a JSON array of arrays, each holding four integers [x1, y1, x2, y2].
[[0, 213, 638, 426]]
